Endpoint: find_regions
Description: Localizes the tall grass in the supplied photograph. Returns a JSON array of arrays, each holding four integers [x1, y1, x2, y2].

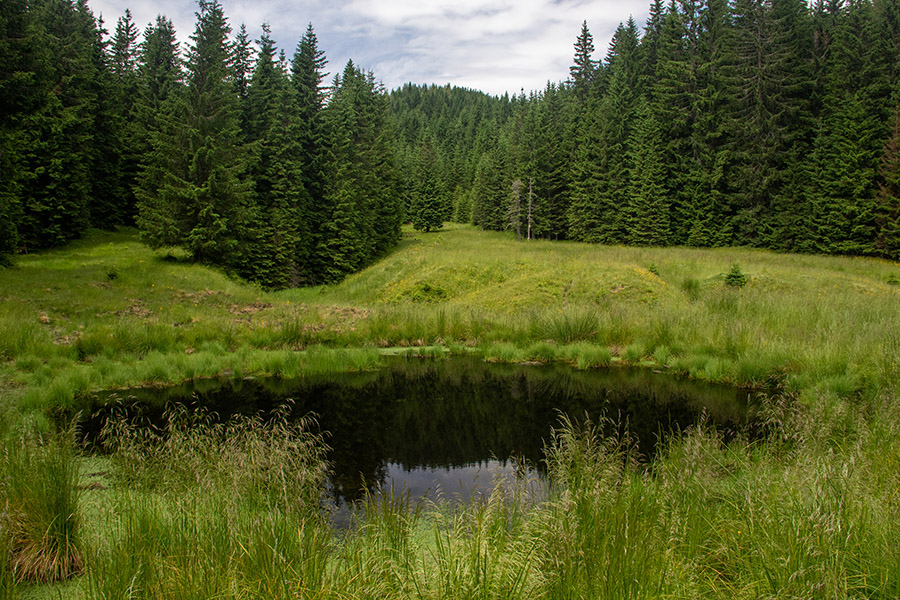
[[67, 400, 900, 599], [0, 426, 82, 586]]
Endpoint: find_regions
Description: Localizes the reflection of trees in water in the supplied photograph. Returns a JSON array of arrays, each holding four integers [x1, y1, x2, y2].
[[83, 356, 753, 504]]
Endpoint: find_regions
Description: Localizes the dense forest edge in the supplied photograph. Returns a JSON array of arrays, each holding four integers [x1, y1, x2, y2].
[[3, 0, 900, 286]]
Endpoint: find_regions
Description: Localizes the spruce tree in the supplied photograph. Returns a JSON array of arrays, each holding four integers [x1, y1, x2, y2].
[[85, 5, 130, 229], [15, 0, 96, 249], [319, 61, 401, 282], [291, 24, 330, 281], [570, 21, 596, 102], [132, 15, 182, 244], [0, 0, 41, 260], [109, 9, 141, 223], [136, 0, 251, 267], [624, 100, 671, 246], [411, 136, 444, 232], [242, 25, 309, 288]]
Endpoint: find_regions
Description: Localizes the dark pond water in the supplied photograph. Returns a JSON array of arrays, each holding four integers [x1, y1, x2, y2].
[[81, 356, 758, 508]]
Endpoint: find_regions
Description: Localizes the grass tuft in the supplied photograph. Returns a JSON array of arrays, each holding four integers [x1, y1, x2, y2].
[[1, 426, 83, 584]]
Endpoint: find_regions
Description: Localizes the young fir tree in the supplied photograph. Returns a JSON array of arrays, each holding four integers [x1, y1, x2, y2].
[[136, 0, 251, 267]]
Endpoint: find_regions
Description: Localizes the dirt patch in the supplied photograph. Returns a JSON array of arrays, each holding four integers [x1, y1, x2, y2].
[[229, 302, 272, 316], [116, 299, 151, 318], [320, 306, 371, 320], [178, 289, 232, 302]]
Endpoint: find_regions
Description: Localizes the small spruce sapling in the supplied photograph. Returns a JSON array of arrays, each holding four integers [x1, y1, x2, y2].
[[725, 264, 747, 287]]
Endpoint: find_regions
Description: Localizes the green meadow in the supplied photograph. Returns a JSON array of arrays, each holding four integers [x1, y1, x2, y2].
[[3, 225, 900, 598]]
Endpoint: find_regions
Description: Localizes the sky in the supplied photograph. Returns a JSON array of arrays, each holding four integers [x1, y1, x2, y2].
[[87, 0, 652, 97]]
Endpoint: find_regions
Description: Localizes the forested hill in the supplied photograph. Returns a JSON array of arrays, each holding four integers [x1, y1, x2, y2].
[[3, 0, 900, 286], [391, 0, 900, 256]]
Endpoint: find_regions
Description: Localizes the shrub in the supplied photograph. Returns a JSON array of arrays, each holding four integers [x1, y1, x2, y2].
[[725, 264, 747, 287]]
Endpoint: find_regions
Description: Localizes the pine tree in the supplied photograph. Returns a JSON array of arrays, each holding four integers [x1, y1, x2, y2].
[[136, 0, 251, 267], [624, 100, 671, 245], [570, 21, 596, 102], [291, 24, 330, 281]]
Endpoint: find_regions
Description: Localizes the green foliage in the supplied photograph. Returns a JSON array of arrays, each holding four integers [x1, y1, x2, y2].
[[319, 61, 402, 283], [724, 263, 747, 287], [410, 136, 444, 233], [137, 0, 251, 268]]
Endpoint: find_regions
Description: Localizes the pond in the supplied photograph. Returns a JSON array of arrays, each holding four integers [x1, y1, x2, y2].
[[82, 355, 758, 510]]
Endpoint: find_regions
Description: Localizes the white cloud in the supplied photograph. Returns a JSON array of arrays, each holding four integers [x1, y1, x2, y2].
[[86, 0, 651, 96]]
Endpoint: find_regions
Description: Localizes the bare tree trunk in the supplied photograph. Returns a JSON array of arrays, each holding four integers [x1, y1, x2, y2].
[[510, 179, 523, 241], [527, 177, 534, 240]]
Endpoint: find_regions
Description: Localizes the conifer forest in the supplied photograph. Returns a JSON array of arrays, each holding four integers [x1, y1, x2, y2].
[[2, 0, 900, 286]]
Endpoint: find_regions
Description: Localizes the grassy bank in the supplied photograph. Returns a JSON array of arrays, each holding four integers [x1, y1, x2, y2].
[[3, 225, 900, 598], [3, 225, 899, 413]]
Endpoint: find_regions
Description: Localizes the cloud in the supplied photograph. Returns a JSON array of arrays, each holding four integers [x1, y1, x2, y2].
[[86, 0, 651, 96]]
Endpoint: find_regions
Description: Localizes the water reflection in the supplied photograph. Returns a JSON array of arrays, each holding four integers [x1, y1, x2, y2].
[[83, 356, 755, 507]]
